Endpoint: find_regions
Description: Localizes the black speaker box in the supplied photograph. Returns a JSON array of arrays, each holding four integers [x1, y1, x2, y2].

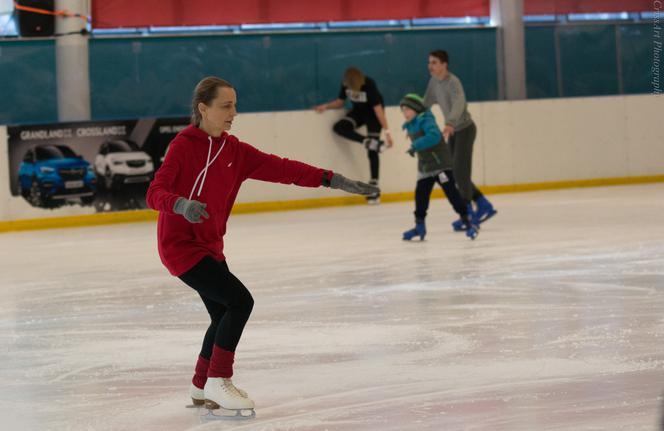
[[16, 0, 55, 37]]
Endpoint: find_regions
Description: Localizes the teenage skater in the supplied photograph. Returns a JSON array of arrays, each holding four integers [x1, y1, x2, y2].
[[314, 67, 393, 204], [146, 76, 379, 418], [424, 50, 497, 230], [400, 93, 478, 241]]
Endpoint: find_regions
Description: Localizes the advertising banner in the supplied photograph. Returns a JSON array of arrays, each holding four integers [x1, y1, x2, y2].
[[7, 117, 189, 213]]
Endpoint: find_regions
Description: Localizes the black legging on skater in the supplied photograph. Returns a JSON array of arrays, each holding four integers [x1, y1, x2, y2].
[[332, 110, 381, 181], [179, 256, 254, 357], [448, 122, 484, 202], [414, 170, 468, 221]]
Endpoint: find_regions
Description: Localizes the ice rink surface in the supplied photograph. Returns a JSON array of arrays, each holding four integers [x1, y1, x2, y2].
[[1, 184, 663, 431]]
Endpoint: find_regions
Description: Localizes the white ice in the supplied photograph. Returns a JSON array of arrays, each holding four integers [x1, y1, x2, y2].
[[1, 184, 663, 431]]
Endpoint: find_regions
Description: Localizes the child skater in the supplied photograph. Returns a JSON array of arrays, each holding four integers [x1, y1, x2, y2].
[[399, 93, 478, 241], [146, 76, 379, 419]]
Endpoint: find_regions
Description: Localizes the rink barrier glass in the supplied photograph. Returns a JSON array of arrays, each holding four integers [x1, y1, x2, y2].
[[0, 24, 653, 124], [2, 174, 664, 233]]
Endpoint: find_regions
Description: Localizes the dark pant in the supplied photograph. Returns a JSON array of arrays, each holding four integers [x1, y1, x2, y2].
[[179, 256, 254, 358], [414, 170, 469, 222], [332, 109, 381, 180], [448, 122, 484, 202]]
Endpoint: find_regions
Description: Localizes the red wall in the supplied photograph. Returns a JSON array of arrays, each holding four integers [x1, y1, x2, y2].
[[91, 0, 652, 29], [525, 0, 651, 15]]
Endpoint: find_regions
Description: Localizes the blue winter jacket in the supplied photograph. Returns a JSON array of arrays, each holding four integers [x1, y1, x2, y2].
[[402, 110, 453, 174]]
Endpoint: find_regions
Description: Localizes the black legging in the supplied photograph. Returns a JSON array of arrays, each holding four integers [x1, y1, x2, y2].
[[179, 256, 254, 358], [415, 170, 469, 222], [332, 117, 380, 181]]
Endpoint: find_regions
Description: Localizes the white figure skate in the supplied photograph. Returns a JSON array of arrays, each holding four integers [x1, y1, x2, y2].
[[188, 383, 206, 407], [201, 377, 255, 419], [187, 381, 248, 408]]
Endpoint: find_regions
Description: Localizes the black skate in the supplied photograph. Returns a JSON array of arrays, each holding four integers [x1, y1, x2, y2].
[[363, 137, 385, 153], [366, 179, 380, 205]]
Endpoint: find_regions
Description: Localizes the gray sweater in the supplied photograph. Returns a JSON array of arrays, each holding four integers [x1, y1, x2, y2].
[[423, 72, 473, 131]]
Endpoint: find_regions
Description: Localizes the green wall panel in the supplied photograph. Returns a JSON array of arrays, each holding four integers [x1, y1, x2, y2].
[[89, 28, 498, 119], [525, 26, 559, 98], [558, 25, 619, 97], [0, 40, 57, 124], [619, 24, 652, 94]]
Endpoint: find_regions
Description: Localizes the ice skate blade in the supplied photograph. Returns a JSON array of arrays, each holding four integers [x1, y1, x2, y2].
[[185, 398, 205, 408], [199, 407, 255, 420]]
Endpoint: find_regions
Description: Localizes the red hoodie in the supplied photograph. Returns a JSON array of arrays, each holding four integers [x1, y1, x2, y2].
[[146, 125, 332, 276]]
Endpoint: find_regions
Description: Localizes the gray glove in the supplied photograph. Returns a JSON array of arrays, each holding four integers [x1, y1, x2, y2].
[[328, 173, 380, 196], [173, 197, 209, 223]]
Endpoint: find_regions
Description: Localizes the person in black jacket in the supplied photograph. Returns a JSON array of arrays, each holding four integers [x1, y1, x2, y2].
[[315, 67, 393, 204]]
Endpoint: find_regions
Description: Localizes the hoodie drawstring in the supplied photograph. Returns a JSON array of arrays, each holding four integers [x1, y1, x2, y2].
[[188, 136, 226, 200]]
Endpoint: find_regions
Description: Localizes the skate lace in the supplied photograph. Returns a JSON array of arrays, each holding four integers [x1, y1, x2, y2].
[[221, 378, 243, 397]]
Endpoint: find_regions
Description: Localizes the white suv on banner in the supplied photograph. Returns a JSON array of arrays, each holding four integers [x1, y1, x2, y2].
[[95, 140, 154, 189]]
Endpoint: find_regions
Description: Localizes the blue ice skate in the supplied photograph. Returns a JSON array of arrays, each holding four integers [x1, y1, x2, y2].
[[452, 204, 475, 232], [465, 223, 479, 240], [451, 218, 465, 231], [474, 196, 497, 224], [403, 221, 426, 241]]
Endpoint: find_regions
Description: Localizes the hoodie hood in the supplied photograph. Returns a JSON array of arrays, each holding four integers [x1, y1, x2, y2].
[[180, 124, 228, 144]]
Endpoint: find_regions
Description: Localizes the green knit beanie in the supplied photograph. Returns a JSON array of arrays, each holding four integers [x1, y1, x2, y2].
[[399, 93, 426, 114]]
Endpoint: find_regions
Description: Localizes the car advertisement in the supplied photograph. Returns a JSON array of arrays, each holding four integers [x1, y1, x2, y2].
[[7, 117, 189, 212]]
